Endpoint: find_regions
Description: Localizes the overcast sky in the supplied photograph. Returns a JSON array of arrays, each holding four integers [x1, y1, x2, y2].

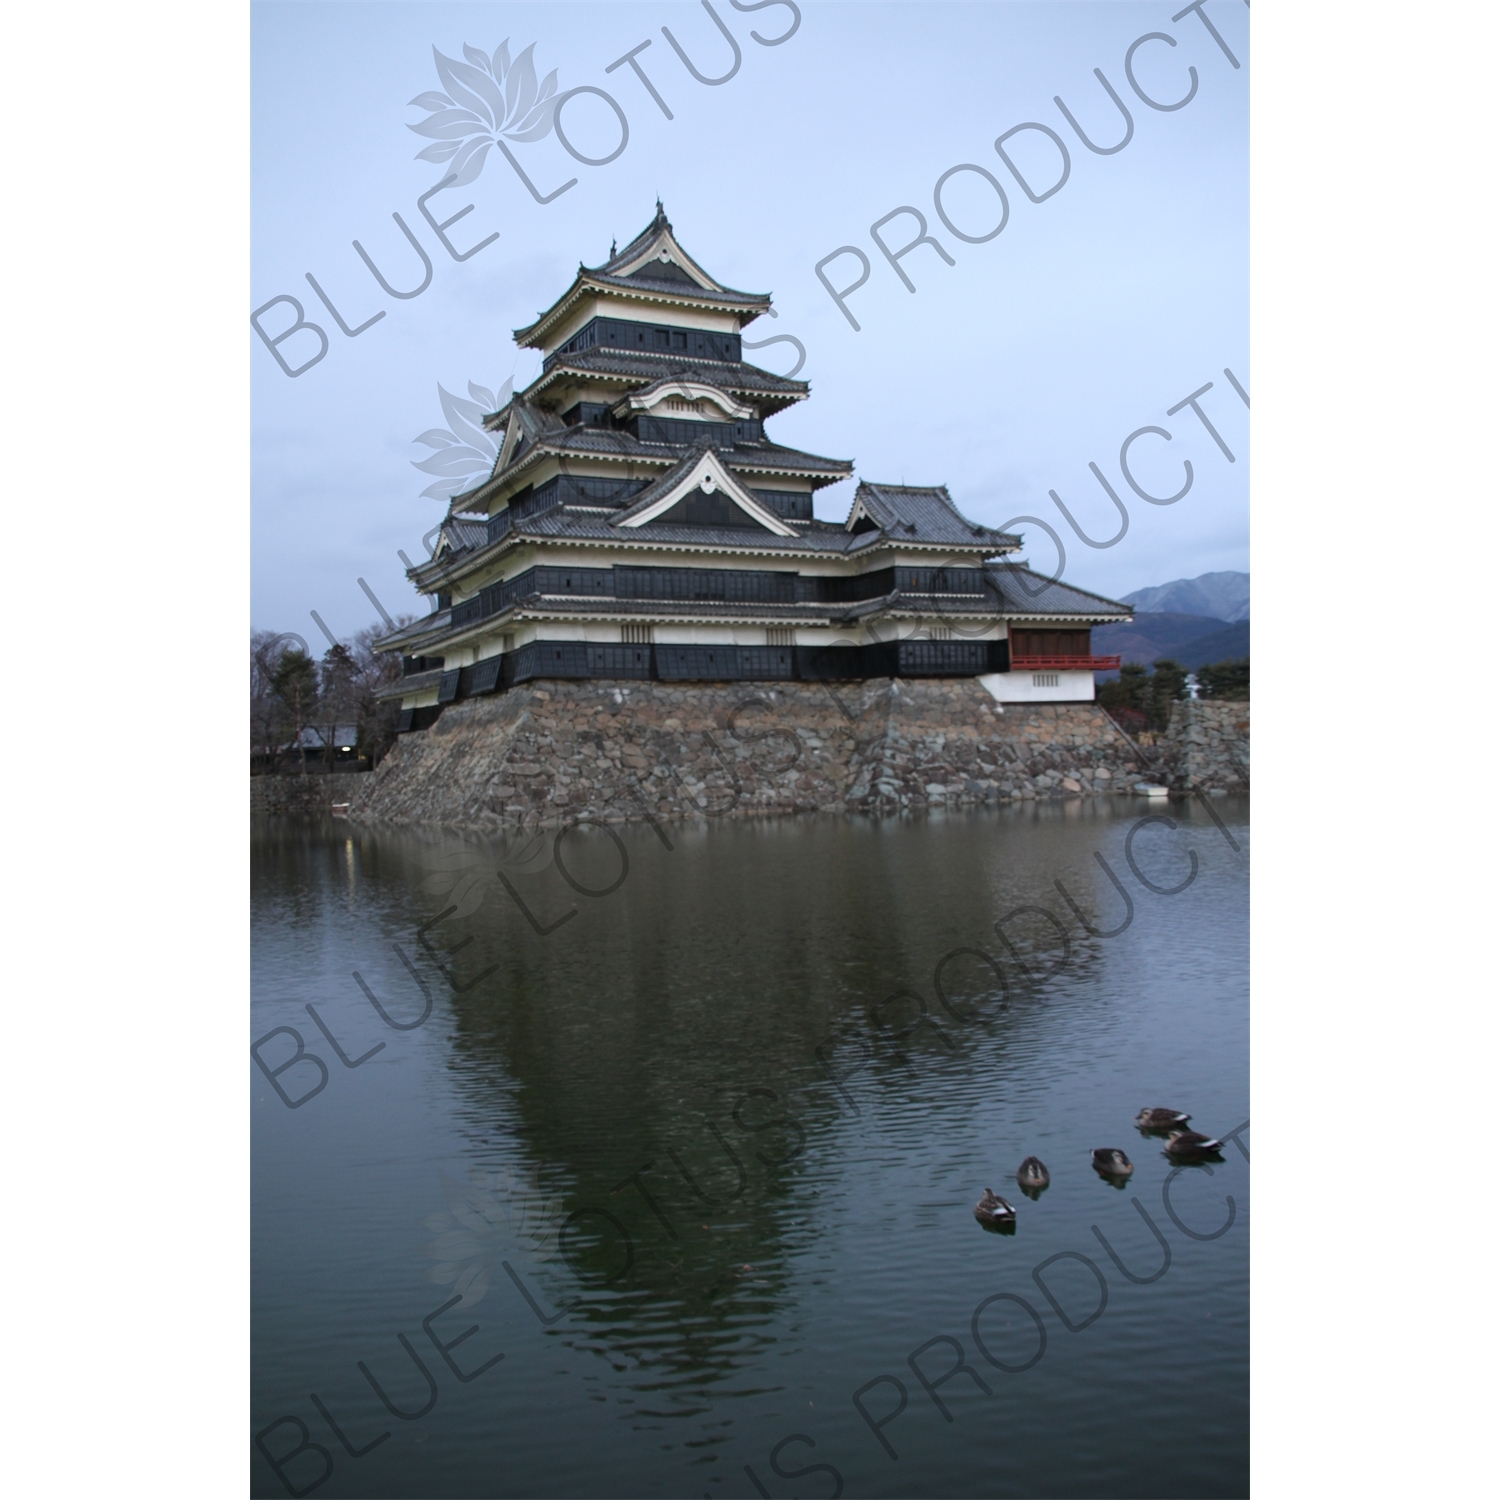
[[252, 0, 1248, 640]]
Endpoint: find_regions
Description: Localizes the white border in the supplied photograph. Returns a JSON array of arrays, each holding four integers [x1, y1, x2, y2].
[[11, 2, 1498, 1494], [1257, 3, 1494, 1495], [7, 1, 248, 1494]]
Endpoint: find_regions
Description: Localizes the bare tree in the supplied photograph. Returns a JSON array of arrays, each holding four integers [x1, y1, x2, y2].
[[252, 630, 313, 772], [350, 618, 414, 767], [250, 630, 281, 771], [271, 649, 318, 777], [250, 620, 413, 775], [317, 643, 360, 772]]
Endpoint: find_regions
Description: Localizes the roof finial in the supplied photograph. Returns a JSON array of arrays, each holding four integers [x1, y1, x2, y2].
[[610, 238, 617, 257]]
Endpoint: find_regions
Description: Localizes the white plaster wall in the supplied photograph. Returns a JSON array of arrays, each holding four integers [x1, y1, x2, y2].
[[795, 628, 860, 647], [627, 385, 752, 420], [978, 670, 1096, 703], [861, 621, 1001, 644], [533, 623, 624, 643], [652, 624, 739, 645]]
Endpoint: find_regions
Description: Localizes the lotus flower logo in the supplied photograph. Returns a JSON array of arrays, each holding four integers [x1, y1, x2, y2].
[[411, 377, 510, 504], [421, 1167, 567, 1308], [408, 41, 559, 187]]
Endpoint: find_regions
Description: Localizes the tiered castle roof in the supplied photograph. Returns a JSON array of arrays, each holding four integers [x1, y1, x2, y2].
[[377, 207, 1129, 700]]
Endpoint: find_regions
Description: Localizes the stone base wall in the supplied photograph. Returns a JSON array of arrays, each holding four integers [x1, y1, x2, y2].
[[1161, 700, 1250, 792], [344, 678, 1176, 831], [251, 773, 366, 815]]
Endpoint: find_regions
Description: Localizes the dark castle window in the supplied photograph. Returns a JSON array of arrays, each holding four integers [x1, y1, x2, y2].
[[632, 415, 762, 445], [615, 566, 798, 602], [435, 559, 1000, 635], [624, 261, 698, 286], [749, 488, 813, 521], [487, 477, 647, 546], [560, 402, 611, 426], [653, 488, 764, 529], [547, 317, 742, 367]]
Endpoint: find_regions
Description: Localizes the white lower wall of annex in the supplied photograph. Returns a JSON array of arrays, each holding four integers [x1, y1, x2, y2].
[[978, 670, 1097, 703]]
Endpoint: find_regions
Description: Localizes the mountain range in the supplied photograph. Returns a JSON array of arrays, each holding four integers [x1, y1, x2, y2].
[[1093, 572, 1249, 672], [1120, 571, 1249, 622]]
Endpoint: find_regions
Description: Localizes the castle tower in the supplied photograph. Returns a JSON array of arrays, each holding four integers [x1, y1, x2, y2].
[[379, 208, 1129, 729]]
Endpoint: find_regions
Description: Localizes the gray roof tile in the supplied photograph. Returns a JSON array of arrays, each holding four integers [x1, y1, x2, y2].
[[592, 205, 767, 304], [441, 519, 488, 553], [581, 268, 767, 306], [463, 428, 853, 511], [528, 347, 808, 400], [511, 508, 863, 553], [378, 611, 451, 648], [984, 564, 1133, 617], [852, 481, 1018, 548]]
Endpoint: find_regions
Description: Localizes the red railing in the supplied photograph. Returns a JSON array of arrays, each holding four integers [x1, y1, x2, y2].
[[1010, 655, 1122, 670]]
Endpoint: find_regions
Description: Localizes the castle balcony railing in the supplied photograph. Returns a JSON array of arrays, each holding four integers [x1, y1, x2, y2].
[[1009, 654, 1122, 670]]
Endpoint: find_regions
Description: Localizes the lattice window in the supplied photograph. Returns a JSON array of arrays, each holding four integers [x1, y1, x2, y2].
[[766, 627, 795, 647], [1032, 673, 1059, 688], [621, 623, 653, 644], [928, 625, 953, 640]]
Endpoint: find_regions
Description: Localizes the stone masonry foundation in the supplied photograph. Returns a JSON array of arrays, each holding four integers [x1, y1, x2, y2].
[[342, 678, 1193, 831], [1163, 699, 1250, 793]]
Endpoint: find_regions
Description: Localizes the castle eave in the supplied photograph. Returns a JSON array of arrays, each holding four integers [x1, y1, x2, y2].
[[518, 352, 809, 415], [514, 276, 771, 349]]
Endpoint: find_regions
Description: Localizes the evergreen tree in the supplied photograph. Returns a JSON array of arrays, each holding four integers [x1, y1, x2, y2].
[[1197, 657, 1250, 700], [1149, 659, 1188, 729], [1098, 662, 1150, 719], [1098, 659, 1188, 733]]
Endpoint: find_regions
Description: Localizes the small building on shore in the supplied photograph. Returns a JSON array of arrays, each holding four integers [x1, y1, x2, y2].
[[377, 207, 1129, 729]]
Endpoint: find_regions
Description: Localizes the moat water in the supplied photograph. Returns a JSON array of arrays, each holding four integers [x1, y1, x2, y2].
[[252, 797, 1249, 1498]]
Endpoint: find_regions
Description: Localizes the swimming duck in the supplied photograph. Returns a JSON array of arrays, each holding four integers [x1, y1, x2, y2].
[[1164, 1130, 1225, 1160], [1136, 1108, 1191, 1132], [1092, 1148, 1134, 1180], [1016, 1156, 1051, 1196], [974, 1188, 1017, 1231]]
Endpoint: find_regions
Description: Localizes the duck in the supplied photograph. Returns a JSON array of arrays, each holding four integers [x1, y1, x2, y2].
[[1016, 1156, 1051, 1197], [1135, 1107, 1191, 1132], [1092, 1148, 1134, 1180], [1164, 1130, 1225, 1160], [973, 1188, 1017, 1231]]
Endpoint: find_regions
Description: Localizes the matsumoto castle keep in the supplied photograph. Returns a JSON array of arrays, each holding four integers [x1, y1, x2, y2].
[[380, 207, 1130, 730]]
